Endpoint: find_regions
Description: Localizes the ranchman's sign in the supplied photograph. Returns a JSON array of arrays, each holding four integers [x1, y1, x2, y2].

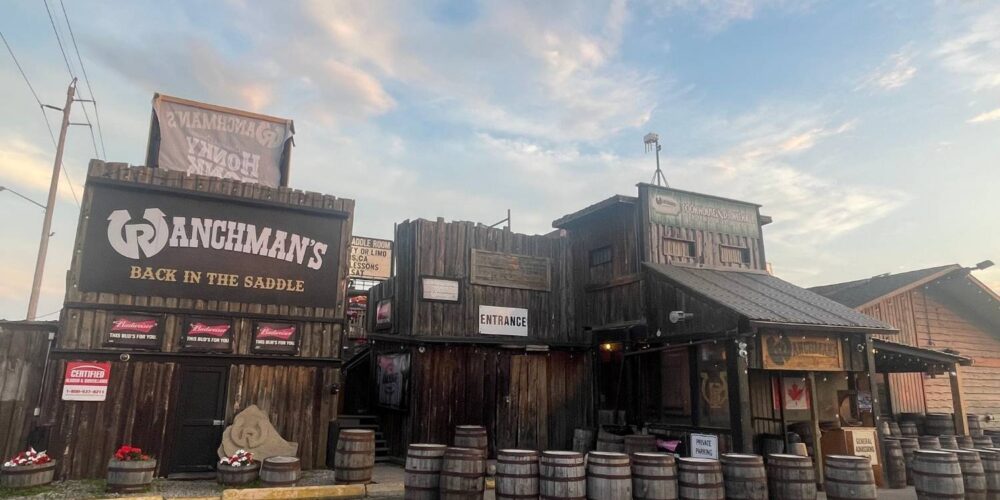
[[150, 94, 293, 187], [470, 249, 551, 291], [647, 186, 760, 238], [62, 361, 111, 401], [349, 236, 392, 280], [762, 332, 844, 371], [78, 179, 346, 308], [479, 305, 529, 336]]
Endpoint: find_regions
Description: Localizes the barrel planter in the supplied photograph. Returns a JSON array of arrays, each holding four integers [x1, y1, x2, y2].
[[889, 421, 902, 437], [632, 452, 677, 500], [926, 413, 957, 436], [404, 443, 447, 500], [573, 428, 596, 454], [335, 429, 375, 484], [0, 461, 56, 489], [216, 461, 259, 486], [496, 449, 538, 500], [945, 448, 987, 500], [719, 454, 766, 500], [440, 447, 485, 500], [898, 437, 919, 485], [766, 454, 816, 500], [975, 436, 995, 449], [974, 448, 1000, 500], [106, 458, 157, 493], [899, 421, 919, 438], [883, 439, 907, 489], [586, 451, 631, 500], [676, 457, 723, 500], [539, 451, 585, 500], [956, 435, 975, 449], [918, 435, 941, 450], [454, 426, 488, 457], [824, 455, 876, 500], [597, 428, 626, 453], [624, 435, 657, 456], [260, 456, 301, 487], [912, 450, 964, 500]]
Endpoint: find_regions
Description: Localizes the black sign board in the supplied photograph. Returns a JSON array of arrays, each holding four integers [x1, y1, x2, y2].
[[77, 179, 347, 308], [252, 321, 300, 355], [104, 313, 163, 349], [181, 316, 234, 352]]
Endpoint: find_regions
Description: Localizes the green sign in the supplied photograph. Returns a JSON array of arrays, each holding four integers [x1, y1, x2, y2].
[[647, 186, 760, 238]]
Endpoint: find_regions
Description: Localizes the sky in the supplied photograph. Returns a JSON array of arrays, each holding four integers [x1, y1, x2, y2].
[[1, 0, 998, 320]]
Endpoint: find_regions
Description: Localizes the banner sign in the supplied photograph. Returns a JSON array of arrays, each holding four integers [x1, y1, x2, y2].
[[690, 434, 719, 459], [62, 361, 111, 401], [478, 305, 529, 336], [377, 353, 410, 410], [77, 180, 346, 308], [349, 236, 392, 280], [762, 332, 844, 371], [104, 313, 163, 349], [470, 249, 551, 291], [648, 186, 760, 238], [252, 321, 300, 355], [151, 94, 293, 187], [181, 316, 233, 352]]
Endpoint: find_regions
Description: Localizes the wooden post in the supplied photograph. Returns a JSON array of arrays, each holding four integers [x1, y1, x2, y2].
[[865, 335, 888, 487], [806, 372, 824, 490], [727, 338, 754, 453], [950, 365, 969, 435]]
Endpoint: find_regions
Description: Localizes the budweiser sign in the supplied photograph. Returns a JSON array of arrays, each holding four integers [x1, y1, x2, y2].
[[104, 314, 162, 349], [181, 317, 233, 352], [188, 322, 231, 336], [257, 325, 295, 340], [111, 318, 158, 333], [253, 321, 299, 355]]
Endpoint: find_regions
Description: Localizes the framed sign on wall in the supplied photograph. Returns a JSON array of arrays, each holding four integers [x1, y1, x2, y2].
[[180, 316, 234, 353], [103, 313, 163, 349], [374, 299, 393, 331], [252, 321, 300, 355], [420, 276, 461, 303]]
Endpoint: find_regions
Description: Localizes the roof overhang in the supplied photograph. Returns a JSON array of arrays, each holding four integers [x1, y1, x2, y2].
[[873, 338, 972, 373]]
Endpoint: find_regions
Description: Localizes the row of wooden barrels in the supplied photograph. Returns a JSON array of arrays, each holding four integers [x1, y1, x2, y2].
[[890, 413, 998, 439]]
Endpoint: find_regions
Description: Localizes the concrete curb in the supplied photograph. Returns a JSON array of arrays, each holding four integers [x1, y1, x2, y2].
[[221, 484, 366, 499]]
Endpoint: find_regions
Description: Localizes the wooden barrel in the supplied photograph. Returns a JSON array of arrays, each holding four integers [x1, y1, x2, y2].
[[787, 442, 808, 457], [926, 413, 957, 436], [945, 448, 987, 500], [993, 435, 1000, 448], [624, 435, 658, 456], [404, 443, 447, 500], [824, 455, 876, 500], [454, 425, 488, 457], [883, 439, 907, 489], [217, 461, 260, 486], [676, 457, 723, 500], [974, 436, 995, 448], [974, 448, 1000, 500], [1, 461, 57, 489], [919, 435, 941, 449], [898, 437, 919, 486], [573, 428, 596, 454], [335, 429, 375, 484], [539, 451, 585, 500], [720, 454, 767, 500], [899, 421, 919, 437], [970, 414, 985, 437], [106, 458, 157, 493], [878, 420, 892, 437], [587, 451, 632, 500], [912, 450, 964, 500], [260, 456, 301, 488], [940, 435, 961, 450], [766, 454, 816, 500], [496, 449, 538, 500], [889, 421, 902, 437], [440, 447, 486, 500], [597, 428, 626, 453], [956, 434, 975, 449], [632, 452, 677, 500]]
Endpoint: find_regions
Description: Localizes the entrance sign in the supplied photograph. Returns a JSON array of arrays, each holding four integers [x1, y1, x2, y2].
[[782, 377, 810, 411], [77, 179, 346, 308], [181, 316, 233, 352], [420, 277, 461, 302], [149, 94, 293, 187], [648, 186, 760, 238], [762, 332, 844, 371], [479, 306, 529, 336], [252, 321, 300, 355], [62, 361, 112, 401], [470, 249, 551, 291], [349, 236, 393, 280], [104, 313, 163, 349], [690, 433, 719, 459]]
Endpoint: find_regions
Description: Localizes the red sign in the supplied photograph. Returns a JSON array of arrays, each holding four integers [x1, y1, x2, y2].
[[181, 316, 233, 352], [104, 314, 163, 349], [62, 361, 111, 401], [253, 321, 299, 355]]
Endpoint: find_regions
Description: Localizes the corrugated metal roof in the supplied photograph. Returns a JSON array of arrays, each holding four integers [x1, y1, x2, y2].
[[809, 265, 960, 308], [552, 194, 636, 229], [645, 262, 897, 332]]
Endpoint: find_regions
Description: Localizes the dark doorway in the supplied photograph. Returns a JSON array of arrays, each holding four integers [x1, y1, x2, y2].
[[169, 365, 228, 476]]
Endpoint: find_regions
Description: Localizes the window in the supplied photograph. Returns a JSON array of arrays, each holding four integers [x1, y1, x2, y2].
[[720, 245, 751, 265], [589, 246, 612, 267], [589, 246, 613, 283], [664, 238, 696, 258]]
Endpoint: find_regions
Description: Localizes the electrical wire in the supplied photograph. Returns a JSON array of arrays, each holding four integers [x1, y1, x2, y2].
[[59, 0, 106, 160]]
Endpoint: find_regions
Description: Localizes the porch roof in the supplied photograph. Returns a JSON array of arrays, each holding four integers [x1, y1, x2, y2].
[[873, 338, 972, 373]]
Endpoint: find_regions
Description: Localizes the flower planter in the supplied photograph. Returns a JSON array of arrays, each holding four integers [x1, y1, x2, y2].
[[106, 458, 156, 493], [217, 461, 260, 486], [0, 460, 57, 488]]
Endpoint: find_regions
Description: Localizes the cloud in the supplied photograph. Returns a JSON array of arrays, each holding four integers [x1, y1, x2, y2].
[[968, 107, 1000, 124], [639, 0, 813, 31], [0, 136, 79, 203], [859, 46, 917, 91], [935, 6, 1000, 90]]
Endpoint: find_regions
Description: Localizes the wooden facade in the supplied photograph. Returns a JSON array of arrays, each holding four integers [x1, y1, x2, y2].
[[39, 160, 354, 479], [0, 321, 54, 461]]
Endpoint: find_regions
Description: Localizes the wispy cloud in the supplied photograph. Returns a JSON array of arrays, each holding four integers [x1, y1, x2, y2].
[[640, 0, 814, 31], [859, 45, 917, 91], [0, 136, 78, 203], [967, 107, 1000, 124], [936, 5, 1000, 90]]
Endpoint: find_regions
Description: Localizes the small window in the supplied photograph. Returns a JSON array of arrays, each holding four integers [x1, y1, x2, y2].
[[664, 238, 696, 258], [720, 245, 751, 265], [589, 246, 612, 267]]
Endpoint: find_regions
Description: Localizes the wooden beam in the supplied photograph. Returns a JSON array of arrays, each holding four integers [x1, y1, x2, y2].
[[806, 372, 824, 490], [727, 339, 754, 452], [951, 365, 970, 435], [865, 335, 888, 486]]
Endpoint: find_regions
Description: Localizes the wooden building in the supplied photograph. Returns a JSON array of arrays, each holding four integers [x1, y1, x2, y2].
[[36, 160, 354, 479], [812, 263, 1000, 429]]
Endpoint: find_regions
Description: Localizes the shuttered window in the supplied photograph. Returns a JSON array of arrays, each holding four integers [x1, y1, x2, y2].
[[664, 238, 695, 258], [720, 245, 750, 265], [589, 246, 613, 283]]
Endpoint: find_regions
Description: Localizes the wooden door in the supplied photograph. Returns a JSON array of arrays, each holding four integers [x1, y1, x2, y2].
[[503, 354, 549, 450], [169, 365, 228, 474]]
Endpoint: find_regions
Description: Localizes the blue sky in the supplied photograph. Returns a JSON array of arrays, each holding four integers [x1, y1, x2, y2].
[[1, 0, 998, 320]]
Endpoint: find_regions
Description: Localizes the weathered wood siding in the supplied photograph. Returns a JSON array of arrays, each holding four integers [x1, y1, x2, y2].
[[643, 268, 742, 338], [861, 292, 927, 414], [0, 322, 53, 461]]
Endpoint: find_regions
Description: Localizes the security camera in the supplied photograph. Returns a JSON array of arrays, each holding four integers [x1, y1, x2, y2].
[[669, 311, 694, 324]]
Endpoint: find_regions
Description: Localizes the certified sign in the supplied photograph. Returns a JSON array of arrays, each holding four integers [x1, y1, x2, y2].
[[478, 306, 528, 336], [62, 361, 112, 401]]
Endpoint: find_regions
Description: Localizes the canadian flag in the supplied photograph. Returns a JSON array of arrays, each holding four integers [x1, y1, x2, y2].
[[783, 377, 809, 410]]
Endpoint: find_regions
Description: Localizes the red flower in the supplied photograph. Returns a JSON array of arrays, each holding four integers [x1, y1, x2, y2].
[[114, 445, 152, 461]]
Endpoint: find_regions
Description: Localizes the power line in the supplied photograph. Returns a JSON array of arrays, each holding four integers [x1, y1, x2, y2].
[[59, 0, 106, 159]]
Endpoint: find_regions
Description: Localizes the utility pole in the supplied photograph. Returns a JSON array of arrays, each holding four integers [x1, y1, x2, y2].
[[26, 78, 76, 321]]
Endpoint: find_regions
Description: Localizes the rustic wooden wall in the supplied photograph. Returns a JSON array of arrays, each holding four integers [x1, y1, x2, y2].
[[0, 322, 53, 461], [643, 269, 743, 338], [862, 292, 927, 414]]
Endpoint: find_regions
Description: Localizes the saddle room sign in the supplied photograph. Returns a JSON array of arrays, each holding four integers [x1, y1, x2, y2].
[[762, 332, 844, 371]]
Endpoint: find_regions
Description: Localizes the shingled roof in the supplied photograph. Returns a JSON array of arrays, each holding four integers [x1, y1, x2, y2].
[[809, 265, 961, 308]]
